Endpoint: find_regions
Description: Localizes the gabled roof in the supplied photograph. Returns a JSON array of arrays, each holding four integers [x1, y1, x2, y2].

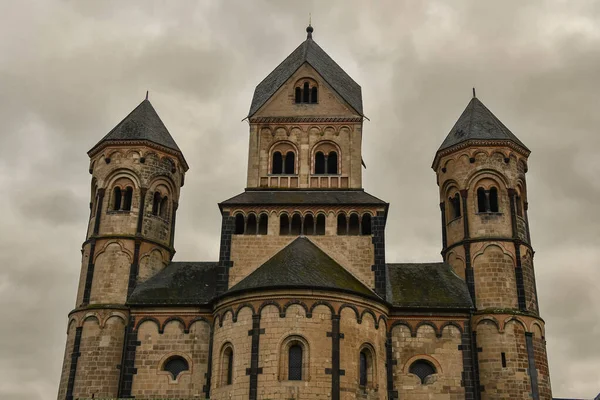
[[227, 237, 377, 299], [127, 262, 218, 306], [437, 96, 528, 153], [220, 190, 387, 207], [248, 32, 363, 117], [89, 99, 183, 155], [386, 263, 473, 309]]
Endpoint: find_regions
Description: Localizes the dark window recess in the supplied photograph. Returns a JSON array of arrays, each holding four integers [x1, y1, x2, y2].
[[477, 187, 487, 213], [160, 196, 168, 219], [361, 214, 372, 235], [295, 82, 318, 104], [409, 360, 436, 384], [359, 351, 368, 386], [315, 151, 325, 174], [226, 348, 233, 385], [516, 195, 523, 217], [272, 151, 283, 174], [316, 214, 326, 235], [302, 82, 310, 103], [303, 214, 315, 235], [477, 187, 500, 213], [123, 187, 133, 211], [152, 191, 161, 215], [258, 214, 268, 235], [284, 151, 295, 174], [234, 213, 245, 234], [450, 193, 461, 219], [337, 214, 347, 235], [291, 214, 302, 235], [246, 214, 257, 235], [288, 345, 303, 380], [113, 187, 122, 210], [280, 214, 290, 235], [295, 87, 302, 103], [327, 151, 338, 174], [348, 213, 360, 235], [311, 87, 318, 103], [489, 187, 499, 212], [164, 357, 189, 380], [501, 352, 507, 368]]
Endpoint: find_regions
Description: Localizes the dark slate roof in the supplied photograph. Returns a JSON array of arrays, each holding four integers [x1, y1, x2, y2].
[[90, 99, 182, 154], [227, 237, 377, 298], [220, 190, 387, 206], [248, 36, 363, 117], [386, 263, 473, 309], [128, 262, 218, 306], [438, 97, 528, 153]]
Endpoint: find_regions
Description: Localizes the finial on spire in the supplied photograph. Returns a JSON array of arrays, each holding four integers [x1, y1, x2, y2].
[[472, 87, 476, 98], [145, 90, 149, 100], [306, 14, 313, 39]]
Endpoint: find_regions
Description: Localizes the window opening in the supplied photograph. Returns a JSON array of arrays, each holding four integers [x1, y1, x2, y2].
[[113, 187, 122, 211], [327, 151, 338, 174], [409, 360, 436, 384], [152, 191, 161, 215], [295, 87, 302, 103], [516, 195, 523, 217], [359, 351, 368, 386], [361, 214, 372, 235], [337, 214, 347, 235], [450, 193, 461, 219], [272, 151, 283, 174], [123, 187, 133, 211], [315, 152, 325, 174], [159, 196, 168, 219], [303, 214, 315, 235], [316, 214, 326, 235], [284, 151, 295, 174], [222, 347, 233, 386], [164, 356, 189, 380], [258, 214, 268, 235], [280, 214, 290, 235], [246, 214, 257, 235], [302, 82, 310, 103], [348, 213, 360, 235], [291, 214, 302, 235], [477, 188, 486, 213], [310, 87, 318, 103], [489, 187, 499, 212], [234, 213, 245, 234], [288, 345, 303, 381], [501, 352, 507, 368]]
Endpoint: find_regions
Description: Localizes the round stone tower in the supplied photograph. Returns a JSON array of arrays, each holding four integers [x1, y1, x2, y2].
[[433, 94, 551, 399], [57, 99, 188, 400]]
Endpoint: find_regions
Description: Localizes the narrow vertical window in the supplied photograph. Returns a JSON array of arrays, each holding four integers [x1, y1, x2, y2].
[[113, 187, 122, 211], [152, 191, 161, 215], [284, 151, 295, 174], [327, 151, 338, 174], [258, 214, 268, 235], [227, 350, 233, 385], [295, 87, 302, 103], [361, 214, 372, 235], [450, 193, 461, 219], [123, 187, 133, 211], [501, 352, 507, 368], [359, 351, 368, 386], [316, 214, 326, 235], [303, 214, 315, 235], [348, 213, 360, 235], [246, 213, 257, 235], [222, 346, 234, 386], [280, 214, 290, 235], [302, 82, 310, 103], [310, 87, 318, 103], [288, 345, 303, 380], [160, 196, 168, 219], [272, 151, 283, 174], [315, 152, 325, 174], [291, 213, 302, 235], [337, 214, 347, 235], [234, 213, 245, 234], [489, 187, 499, 212], [516, 195, 523, 217], [477, 187, 486, 213]]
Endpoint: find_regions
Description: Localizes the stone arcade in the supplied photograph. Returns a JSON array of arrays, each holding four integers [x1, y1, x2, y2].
[[57, 25, 552, 400]]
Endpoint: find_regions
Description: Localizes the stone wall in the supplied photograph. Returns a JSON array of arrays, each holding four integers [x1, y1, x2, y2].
[[472, 243, 518, 310]]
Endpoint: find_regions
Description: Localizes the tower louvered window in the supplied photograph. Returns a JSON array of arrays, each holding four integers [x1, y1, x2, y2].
[[288, 345, 303, 380], [294, 82, 318, 104]]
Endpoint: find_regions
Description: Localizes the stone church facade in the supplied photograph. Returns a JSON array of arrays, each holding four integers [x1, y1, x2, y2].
[[57, 26, 552, 400]]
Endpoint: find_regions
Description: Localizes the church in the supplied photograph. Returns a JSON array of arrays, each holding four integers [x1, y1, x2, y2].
[[57, 25, 552, 400]]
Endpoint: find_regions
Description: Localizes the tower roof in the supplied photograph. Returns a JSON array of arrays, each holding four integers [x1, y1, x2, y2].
[[437, 96, 529, 154], [89, 99, 184, 157], [248, 26, 363, 117]]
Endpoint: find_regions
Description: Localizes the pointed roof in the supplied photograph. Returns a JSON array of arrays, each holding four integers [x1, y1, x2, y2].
[[227, 237, 377, 299], [437, 96, 528, 153], [248, 28, 363, 117], [89, 99, 183, 156]]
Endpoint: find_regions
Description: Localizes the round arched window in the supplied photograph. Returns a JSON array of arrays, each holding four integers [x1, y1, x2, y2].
[[163, 356, 189, 380], [409, 360, 436, 384]]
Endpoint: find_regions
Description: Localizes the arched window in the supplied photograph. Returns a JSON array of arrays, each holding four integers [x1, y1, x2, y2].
[[315, 151, 325, 174], [295, 87, 302, 103], [163, 356, 189, 381], [258, 214, 268, 235], [280, 214, 290, 235], [316, 214, 326, 235], [303, 214, 315, 235], [288, 345, 303, 381], [272, 151, 283, 174], [310, 87, 318, 103], [337, 214, 347, 235], [113, 187, 122, 211], [246, 214, 257, 235], [222, 346, 234, 386], [327, 151, 338, 174], [348, 213, 360, 235], [284, 151, 295, 174], [409, 360, 436, 384], [302, 82, 310, 103], [159, 196, 168, 219], [123, 187, 133, 211], [477, 187, 486, 213], [359, 346, 375, 388], [291, 213, 302, 235], [516, 195, 523, 217], [361, 214, 372, 235], [489, 187, 499, 212], [234, 213, 245, 234], [450, 193, 461, 219], [152, 191, 161, 215], [359, 351, 368, 386]]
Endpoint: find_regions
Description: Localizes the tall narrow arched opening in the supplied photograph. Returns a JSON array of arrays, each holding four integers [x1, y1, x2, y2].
[[348, 213, 360, 235], [327, 151, 338, 174], [361, 214, 372, 235], [159, 196, 168, 219], [280, 214, 290, 235], [113, 187, 122, 210], [291, 213, 302, 235], [123, 187, 133, 211], [246, 213, 257, 235], [258, 214, 268, 235], [288, 344, 303, 380], [358, 345, 375, 388], [302, 82, 310, 103], [337, 214, 347, 235], [152, 191, 161, 215], [316, 214, 326, 235], [295, 87, 302, 103], [489, 187, 499, 212], [272, 151, 283, 174], [310, 87, 318, 103], [284, 151, 295, 174], [450, 193, 461, 219], [303, 214, 315, 235], [477, 187, 486, 213], [315, 151, 325, 174], [221, 345, 234, 386], [234, 213, 245, 234]]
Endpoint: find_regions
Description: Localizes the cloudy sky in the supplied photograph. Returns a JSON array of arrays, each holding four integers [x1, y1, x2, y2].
[[0, 1, 599, 399]]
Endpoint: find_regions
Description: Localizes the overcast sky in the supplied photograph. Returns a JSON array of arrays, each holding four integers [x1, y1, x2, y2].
[[0, 1, 599, 399]]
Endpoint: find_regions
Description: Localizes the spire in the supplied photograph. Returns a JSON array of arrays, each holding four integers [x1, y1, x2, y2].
[[472, 87, 476, 98], [306, 22, 313, 40]]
